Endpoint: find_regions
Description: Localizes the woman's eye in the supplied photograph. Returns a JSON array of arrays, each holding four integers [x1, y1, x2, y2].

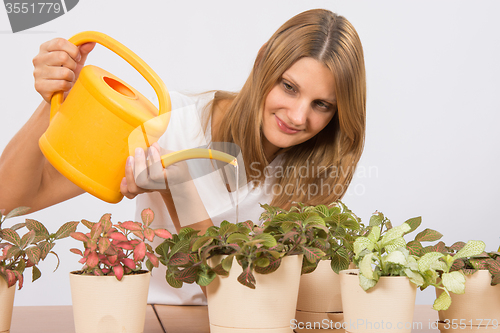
[[315, 101, 329, 109], [282, 81, 295, 92]]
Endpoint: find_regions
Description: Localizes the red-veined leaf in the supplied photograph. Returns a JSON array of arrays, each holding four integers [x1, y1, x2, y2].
[[121, 258, 136, 269], [25, 219, 49, 240], [119, 221, 143, 231], [54, 221, 79, 240], [154, 228, 172, 239], [303, 247, 325, 263], [90, 222, 103, 240], [132, 230, 145, 241], [98, 237, 111, 254], [5, 206, 30, 219], [25, 246, 41, 264], [174, 266, 197, 283], [81, 219, 95, 230], [143, 228, 155, 242], [107, 254, 118, 264], [70, 248, 83, 256], [415, 228, 443, 242], [145, 252, 159, 267], [134, 242, 146, 262], [169, 252, 190, 266], [86, 251, 99, 268], [20, 230, 36, 249], [113, 265, 124, 281], [141, 208, 155, 227], [1, 229, 21, 247], [113, 242, 133, 250], [109, 232, 128, 242], [237, 266, 256, 289], [71, 232, 89, 242]]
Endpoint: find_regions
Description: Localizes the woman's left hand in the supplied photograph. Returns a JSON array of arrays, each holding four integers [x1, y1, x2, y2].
[[120, 143, 192, 199]]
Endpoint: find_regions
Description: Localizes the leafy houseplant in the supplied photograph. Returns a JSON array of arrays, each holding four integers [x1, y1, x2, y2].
[[0, 206, 78, 288], [158, 205, 330, 289], [0, 206, 77, 333], [259, 201, 365, 326], [408, 234, 486, 311], [342, 211, 444, 333], [69, 208, 172, 280], [68, 208, 172, 333], [157, 205, 331, 333]]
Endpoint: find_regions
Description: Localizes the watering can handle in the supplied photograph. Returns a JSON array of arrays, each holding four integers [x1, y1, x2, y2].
[[49, 31, 170, 121]]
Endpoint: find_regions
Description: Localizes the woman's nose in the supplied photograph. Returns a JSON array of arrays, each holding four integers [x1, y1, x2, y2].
[[287, 100, 309, 127]]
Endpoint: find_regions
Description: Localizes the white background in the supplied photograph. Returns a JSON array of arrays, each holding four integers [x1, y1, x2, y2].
[[1, 0, 499, 306]]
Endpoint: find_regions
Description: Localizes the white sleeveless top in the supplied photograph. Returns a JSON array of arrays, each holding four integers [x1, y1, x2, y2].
[[135, 91, 281, 305]]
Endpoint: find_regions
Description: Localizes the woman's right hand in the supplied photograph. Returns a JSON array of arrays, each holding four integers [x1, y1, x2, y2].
[[32, 38, 96, 103]]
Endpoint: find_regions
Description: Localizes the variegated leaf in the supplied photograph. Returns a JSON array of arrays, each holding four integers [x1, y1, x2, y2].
[[442, 271, 466, 294], [454, 240, 485, 260], [433, 290, 452, 311], [141, 208, 155, 227], [54, 221, 79, 240], [414, 228, 443, 242]]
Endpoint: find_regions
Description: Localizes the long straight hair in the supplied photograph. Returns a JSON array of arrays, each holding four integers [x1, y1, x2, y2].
[[211, 9, 366, 208]]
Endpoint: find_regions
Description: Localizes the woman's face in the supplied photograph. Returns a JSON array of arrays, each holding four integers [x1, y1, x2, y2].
[[262, 57, 337, 160]]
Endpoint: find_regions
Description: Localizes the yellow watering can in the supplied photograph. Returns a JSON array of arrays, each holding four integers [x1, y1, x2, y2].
[[39, 31, 237, 204]]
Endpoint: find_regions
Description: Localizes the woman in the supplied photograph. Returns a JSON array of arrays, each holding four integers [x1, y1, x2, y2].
[[0, 9, 365, 304]]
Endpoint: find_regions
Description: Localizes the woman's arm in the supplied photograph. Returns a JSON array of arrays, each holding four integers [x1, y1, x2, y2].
[[0, 39, 95, 214]]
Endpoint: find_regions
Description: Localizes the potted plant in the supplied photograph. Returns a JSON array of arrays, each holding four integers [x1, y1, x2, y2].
[[410, 239, 494, 331], [341, 211, 441, 333], [260, 201, 365, 327], [0, 206, 77, 333], [157, 208, 330, 333], [69, 208, 171, 333]]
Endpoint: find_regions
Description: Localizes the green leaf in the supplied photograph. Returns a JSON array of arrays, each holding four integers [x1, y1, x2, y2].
[[166, 271, 183, 288], [10, 222, 26, 231], [414, 228, 443, 242], [354, 237, 374, 257], [175, 266, 198, 284], [219, 223, 238, 236], [226, 233, 249, 244], [5, 206, 30, 219], [314, 205, 330, 217], [32, 265, 42, 282], [254, 233, 277, 248], [222, 255, 234, 272], [38, 241, 55, 260], [454, 240, 486, 260], [381, 223, 410, 247], [255, 258, 281, 274], [433, 290, 452, 311], [1, 229, 21, 246], [442, 271, 466, 294], [304, 215, 325, 226], [359, 253, 374, 279], [384, 238, 407, 253], [330, 253, 350, 274], [54, 221, 79, 239], [303, 247, 325, 263], [196, 268, 216, 286], [359, 272, 377, 291], [369, 213, 384, 226], [192, 236, 214, 252], [418, 252, 445, 272], [255, 257, 270, 268], [404, 268, 424, 286], [367, 226, 381, 243], [385, 251, 407, 265], [404, 217, 422, 234]]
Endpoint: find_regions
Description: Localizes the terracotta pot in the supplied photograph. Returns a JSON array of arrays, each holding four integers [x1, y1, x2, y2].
[[340, 269, 417, 333], [69, 271, 150, 333], [436, 270, 500, 332], [0, 278, 15, 333], [207, 255, 303, 333], [295, 260, 343, 325]]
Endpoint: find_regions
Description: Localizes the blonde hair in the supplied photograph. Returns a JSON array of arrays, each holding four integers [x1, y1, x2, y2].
[[212, 9, 366, 208]]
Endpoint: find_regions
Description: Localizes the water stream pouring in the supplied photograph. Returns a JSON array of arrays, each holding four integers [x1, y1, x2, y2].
[[39, 31, 237, 203]]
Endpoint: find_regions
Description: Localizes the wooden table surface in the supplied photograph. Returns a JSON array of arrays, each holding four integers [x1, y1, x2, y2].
[[10, 304, 438, 332]]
